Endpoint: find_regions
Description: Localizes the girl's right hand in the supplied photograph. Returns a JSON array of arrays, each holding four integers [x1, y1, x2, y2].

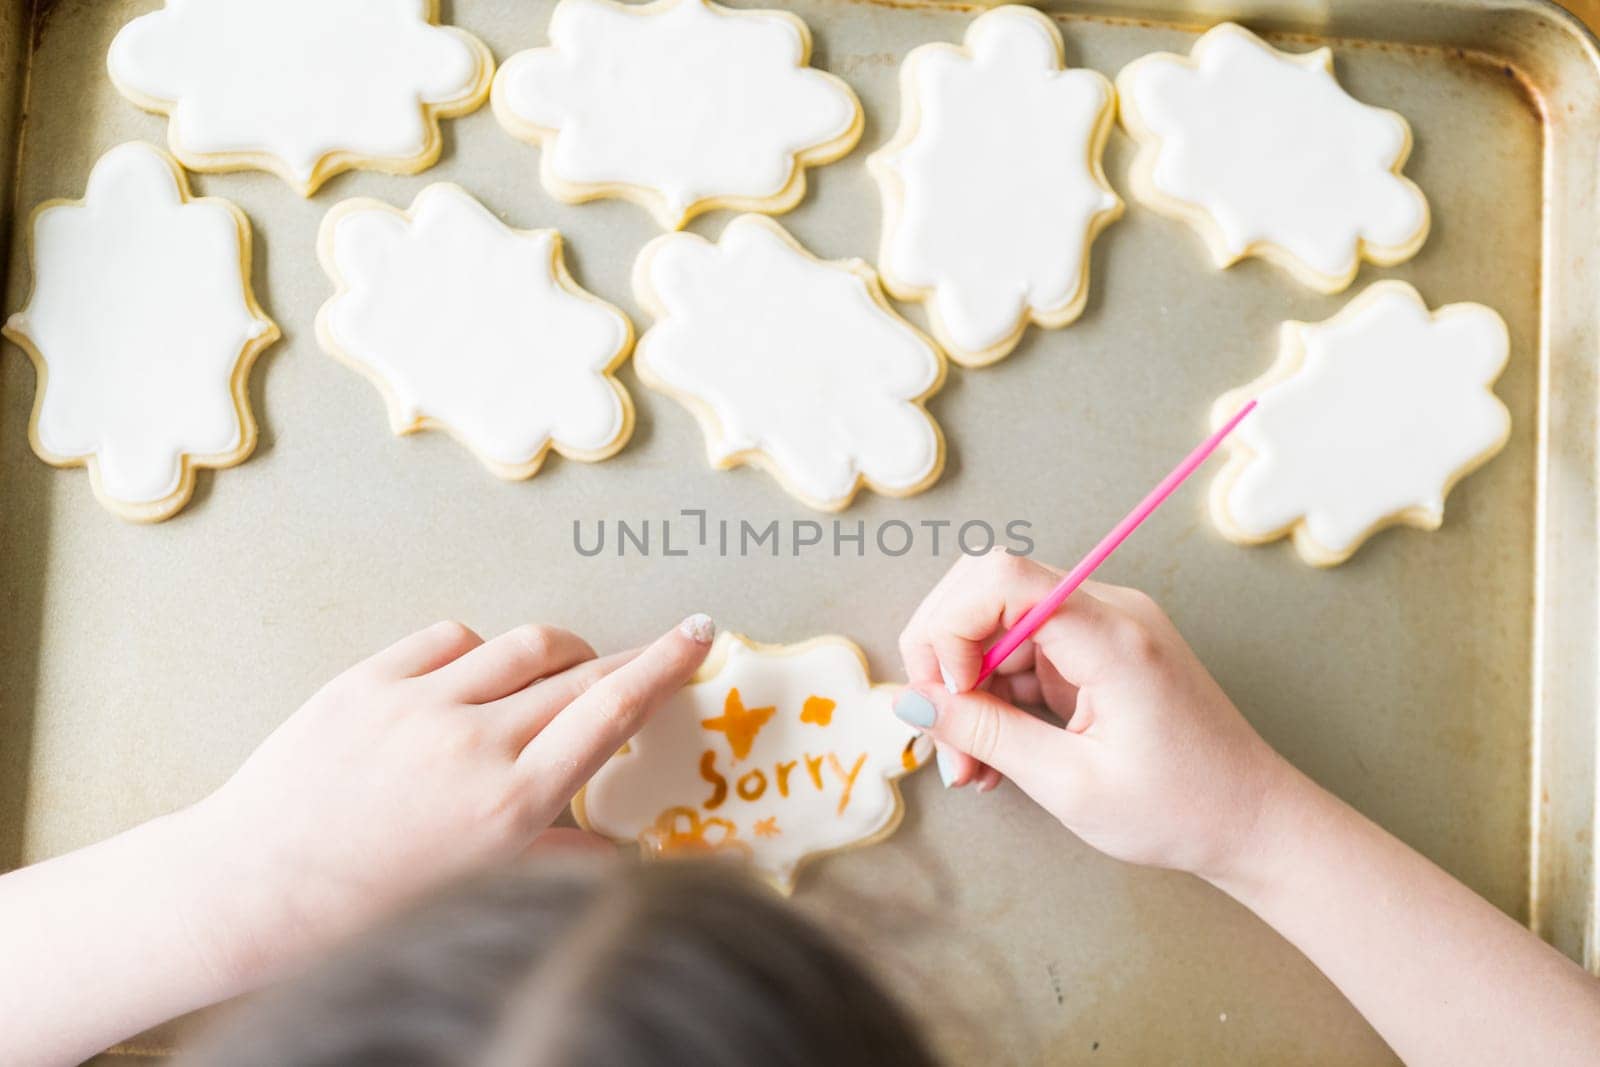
[[896, 550, 1294, 882], [900, 552, 1600, 1067]]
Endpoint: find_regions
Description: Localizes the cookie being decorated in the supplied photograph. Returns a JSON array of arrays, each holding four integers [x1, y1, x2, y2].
[[632, 214, 946, 511], [1210, 280, 1510, 566], [316, 184, 635, 480], [574, 632, 931, 892], [108, 0, 493, 196], [492, 0, 863, 230], [870, 6, 1121, 367], [1117, 23, 1428, 293], [2, 142, 278, 522]]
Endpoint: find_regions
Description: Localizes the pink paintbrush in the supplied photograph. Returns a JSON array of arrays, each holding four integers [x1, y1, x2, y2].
[[974, 399, 1259, 687]]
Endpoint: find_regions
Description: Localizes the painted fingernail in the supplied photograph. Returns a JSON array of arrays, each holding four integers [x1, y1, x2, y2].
[[679, 613, 716, 644], [893, 690, 937, 729], [939, 661, 961, 695], [935, 746, 960, 789]]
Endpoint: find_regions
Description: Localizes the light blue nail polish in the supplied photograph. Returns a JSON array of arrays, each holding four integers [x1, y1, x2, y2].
[[894, 690, 937, 729], [936, 746, 959, 788]]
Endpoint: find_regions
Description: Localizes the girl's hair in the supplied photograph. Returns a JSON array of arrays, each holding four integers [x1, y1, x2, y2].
[[180, 859, 941, 1067]]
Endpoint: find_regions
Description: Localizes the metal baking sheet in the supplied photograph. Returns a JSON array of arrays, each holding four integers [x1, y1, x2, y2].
[[3, 1, 1597, 1062]]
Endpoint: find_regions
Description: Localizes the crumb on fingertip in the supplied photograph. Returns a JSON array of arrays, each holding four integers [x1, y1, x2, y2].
[[679, 613, 716, 644], [938, 661, 961, 695]]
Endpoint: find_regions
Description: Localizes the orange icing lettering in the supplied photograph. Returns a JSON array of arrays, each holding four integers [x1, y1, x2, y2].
[[900, 737, 919, 771], [639, 806, 747, 858], [775, 760, 797, 797], [737, 768, 768, 802], [827, 752, 868, 815], [699, 745, 874, 819], [803, 752, 826, 790], [700, 749, 728, 810]]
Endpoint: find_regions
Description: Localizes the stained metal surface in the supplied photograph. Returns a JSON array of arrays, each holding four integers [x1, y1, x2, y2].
[[1, 1, 1596, 1063]]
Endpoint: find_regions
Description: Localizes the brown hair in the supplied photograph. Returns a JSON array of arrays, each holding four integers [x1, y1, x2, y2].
[[181, 859, 941, 1067]]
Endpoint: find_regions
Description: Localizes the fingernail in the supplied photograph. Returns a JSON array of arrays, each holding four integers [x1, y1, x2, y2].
[[679, 613, 716, 644], [893, 689, 937, 729], [936, 746, 960, 788], [939, 661, 961, 695]]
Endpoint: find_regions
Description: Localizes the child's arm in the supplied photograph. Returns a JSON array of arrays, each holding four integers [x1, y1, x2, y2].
[[897, 551, 1600, 1067], [1210, 759, 1600, 1067], [0, 615, 715, 1067]]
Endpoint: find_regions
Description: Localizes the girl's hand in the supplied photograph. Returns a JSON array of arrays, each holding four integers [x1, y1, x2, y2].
[[899, 552, 1600, 1067], [192, 614, 716, 985], [896, 551, 1287, 881]]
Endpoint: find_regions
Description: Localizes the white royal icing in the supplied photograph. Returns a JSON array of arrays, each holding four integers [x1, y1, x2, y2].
[[1117, 23, 1429, 293], [317, 184, 634, 479], [492, 0, 863, 229], [633, 215, 946, 511], [870, 6, 1121, 367], [576, 633, 930, 891], [1211, 280, 1510, 565], [108, 0, 492, 196], [2, 142, 277, 521]]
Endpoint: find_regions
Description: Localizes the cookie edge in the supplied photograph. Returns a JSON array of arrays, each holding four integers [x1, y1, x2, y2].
[[313, 181, 637, 481], [107, 0, 496, 198], [1, 141, 280, 523], [868, 5, 1123, 368], [1115, 21, 1430, 295], [1207, 279, 1511, 566], [490, 0, 865, 231], [630, 213, 948, 512]]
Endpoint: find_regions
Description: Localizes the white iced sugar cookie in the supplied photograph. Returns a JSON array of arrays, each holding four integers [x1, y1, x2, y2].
[[633, 215, 946, 511], [316, 184, 635, 480], [870, 6, 1121, 367], [1117, 23, 1429, 293], [108, 0, 493, 197], [1211, 280, 1510, 566], [2, 142, 278, 522], [492, 0, 863, 230], [574, 632, 931, 892]]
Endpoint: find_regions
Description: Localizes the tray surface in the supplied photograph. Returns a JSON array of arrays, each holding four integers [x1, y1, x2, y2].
[[1, 1, 1594, 1063]]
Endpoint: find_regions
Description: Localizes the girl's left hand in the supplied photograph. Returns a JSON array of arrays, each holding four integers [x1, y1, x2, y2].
[[0, 614, 714, 1067], [190, 613, 716, 987]]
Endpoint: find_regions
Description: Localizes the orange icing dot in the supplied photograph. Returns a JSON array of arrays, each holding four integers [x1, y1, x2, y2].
[[800, 695, 836, 726]]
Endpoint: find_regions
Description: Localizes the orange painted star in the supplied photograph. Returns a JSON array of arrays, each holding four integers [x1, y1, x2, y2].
[[701, 687, 776, 760], [753, 817, 781, 838]]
